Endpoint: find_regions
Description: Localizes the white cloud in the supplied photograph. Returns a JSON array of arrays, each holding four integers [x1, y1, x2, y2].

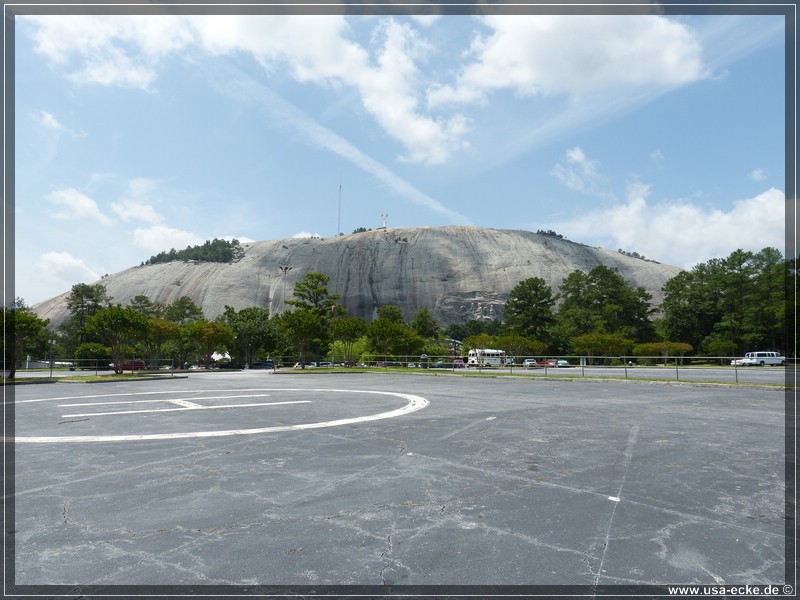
[[428, 15, 707, 106], [221, 235, 256, 244], [110, 178, 165, 224], [748, 167, 767, 181], [18, 14, 719, 171], [193, 16, 469, 165], [131, 225, 202, 253], [24, 15, 195, 89], [36, 110, 65, 131], [47, 188, 113, 225], [551, 146, 613, 198], [352, 19, 470, 165], [111, 202, 162, 225], [35, 251, 101, 286], [22, 15, 471, 165], [649, 149, 665, 167], [553, 187, 785, 268], [68, 49, 157, 89]]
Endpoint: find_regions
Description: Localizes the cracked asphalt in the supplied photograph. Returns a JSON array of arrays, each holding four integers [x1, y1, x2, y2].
[[6, 371, 789, 594]]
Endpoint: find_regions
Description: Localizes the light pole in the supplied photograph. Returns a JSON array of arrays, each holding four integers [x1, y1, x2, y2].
[[279, 265, 292, 309]]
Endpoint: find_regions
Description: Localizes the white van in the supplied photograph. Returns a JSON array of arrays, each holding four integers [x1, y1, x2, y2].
[[731, 351, 786, 367]]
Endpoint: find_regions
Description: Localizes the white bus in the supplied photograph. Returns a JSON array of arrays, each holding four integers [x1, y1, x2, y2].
[[467, 348, 508, 368]]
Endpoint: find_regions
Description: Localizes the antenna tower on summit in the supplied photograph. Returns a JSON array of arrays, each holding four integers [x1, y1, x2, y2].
[[381, 212, 388, 229]]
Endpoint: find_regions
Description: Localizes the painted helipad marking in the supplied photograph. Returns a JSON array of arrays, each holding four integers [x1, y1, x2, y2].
[[62, 400, 311, 418], [58, 393, 274, 407], [13, 388, 429, 443], [16, 389, 276, 404], [169, 399, 202, 409]]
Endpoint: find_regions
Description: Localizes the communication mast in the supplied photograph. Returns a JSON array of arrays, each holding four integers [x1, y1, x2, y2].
[[381, 212, 388, 229]]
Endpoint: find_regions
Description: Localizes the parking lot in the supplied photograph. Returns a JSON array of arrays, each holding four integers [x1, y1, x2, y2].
[[6, 370, 791, 595]]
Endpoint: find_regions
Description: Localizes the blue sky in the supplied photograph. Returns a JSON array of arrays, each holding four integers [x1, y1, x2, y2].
[[12, 9, 788, 305]]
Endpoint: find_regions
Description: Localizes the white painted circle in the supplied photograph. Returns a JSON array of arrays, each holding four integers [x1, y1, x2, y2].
[[13, 388, 429, 443]]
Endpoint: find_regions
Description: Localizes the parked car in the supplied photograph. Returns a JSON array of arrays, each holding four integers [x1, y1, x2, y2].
[[115, 359, 145, 371], [318, 361, 333, 368], [215, 361, 241, 369], [430, 359, 466, 369], [523, 359, 541, 369], [250, 361, 274, 369], [731, 351, 786, 367], [553, 359, 571, 368]]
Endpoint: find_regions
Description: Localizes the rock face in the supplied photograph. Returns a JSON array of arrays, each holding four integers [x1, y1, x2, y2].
[[32, 226, 683, 328]]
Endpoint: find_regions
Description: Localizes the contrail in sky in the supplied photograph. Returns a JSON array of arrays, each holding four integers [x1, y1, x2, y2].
[[208, 60, 473, 225]]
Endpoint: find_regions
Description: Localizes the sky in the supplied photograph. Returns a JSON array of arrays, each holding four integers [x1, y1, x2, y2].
[[10, 7, 790, 306]]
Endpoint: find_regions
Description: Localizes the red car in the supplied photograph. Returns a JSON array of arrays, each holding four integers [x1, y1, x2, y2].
[[117, 360, 146, 371]]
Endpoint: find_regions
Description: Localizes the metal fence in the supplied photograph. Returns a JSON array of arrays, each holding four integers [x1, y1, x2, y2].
[[9, 355, 791, 386], [265, 355, 790, 385]]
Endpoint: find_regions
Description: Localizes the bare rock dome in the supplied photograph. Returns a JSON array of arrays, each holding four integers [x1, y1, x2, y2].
[[32, 226, 682, 327]]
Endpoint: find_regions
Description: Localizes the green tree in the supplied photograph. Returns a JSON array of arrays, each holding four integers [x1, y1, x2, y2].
[[74, 342, 113, 368], [493, 333, 543, 360], [141, 318, 180, 368], [287, 272, 341, 318], [785, 256, 796, 358], [392, 326, 424, 357], [129, 294, 164, 318], [747, 247, 785, 351], [219, 306, 276, 367], [503, 277, 556, 341], [661, 260, 726, 353], [557, 266, 655, 344], [85, 305, 151, 374], [330, 315, 366, 364], [444, 319, 502, 342], [278, 308, 324, 368], [632, 341, 693, 365], [163, 296, 205, 325], [462, 333, 494, 352], [571, 332, 634, 363], [718, 249, 756, 354], [145, 238, 242, 265], [411, 308, 440, 339], [66, 283, 112, 329], [660, 248, 789, 356], [365, 307, 420, 360], [2, 299, 50, 378], [60, 283, 113, 351], [376, 305, 404, 324], [185, 320, 235, 368], [170, 326, 196, 370]]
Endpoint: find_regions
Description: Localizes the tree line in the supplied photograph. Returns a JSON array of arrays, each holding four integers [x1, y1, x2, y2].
[[143, 238, 244, 266], [2, 246, 791, 377]]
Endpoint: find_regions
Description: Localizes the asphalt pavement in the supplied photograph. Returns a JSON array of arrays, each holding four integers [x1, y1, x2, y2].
[[5, 370, 792, 597]]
